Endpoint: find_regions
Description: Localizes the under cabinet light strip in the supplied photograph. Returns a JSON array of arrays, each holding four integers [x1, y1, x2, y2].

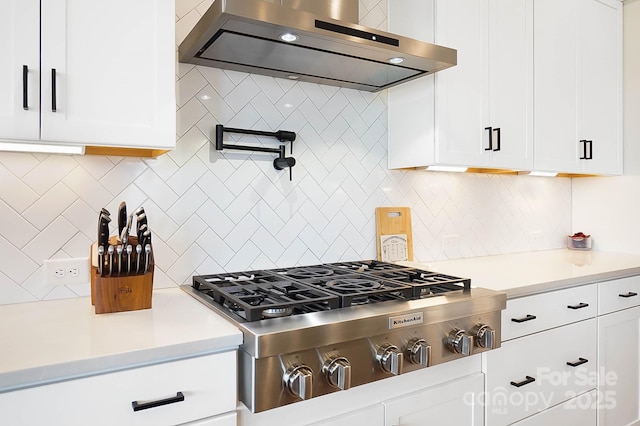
[[0, 142, 85, 155]]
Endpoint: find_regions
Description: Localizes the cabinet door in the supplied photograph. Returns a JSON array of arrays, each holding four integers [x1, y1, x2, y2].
[[434, 0, 488, 167], [308, 405, 384, 426], [534, 0, 622, 175], [598, 306, 640, 426], [579, 0, 622, 175], [487, 0, 533, 170], [384, 373, 484, 426], [511, 391, 597, 426], [0, 0, 40, 141], [533, 0, 580, 173], [40, 0, 175, 149]]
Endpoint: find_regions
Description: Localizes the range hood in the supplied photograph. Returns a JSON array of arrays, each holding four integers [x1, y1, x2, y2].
[[178, 0, 457, 92]]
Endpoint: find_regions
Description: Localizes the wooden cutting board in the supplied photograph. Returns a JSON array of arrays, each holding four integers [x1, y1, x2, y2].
[[375, 207, 413, 262]]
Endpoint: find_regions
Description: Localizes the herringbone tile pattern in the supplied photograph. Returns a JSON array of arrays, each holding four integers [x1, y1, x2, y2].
[[0, 0, 571, 304]]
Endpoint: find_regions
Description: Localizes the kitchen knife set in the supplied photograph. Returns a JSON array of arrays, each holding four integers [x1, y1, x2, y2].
[[97, 202, 152, 277]]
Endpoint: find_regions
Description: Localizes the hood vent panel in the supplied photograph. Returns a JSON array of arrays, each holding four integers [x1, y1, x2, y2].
[[179, 0, 456, 92]]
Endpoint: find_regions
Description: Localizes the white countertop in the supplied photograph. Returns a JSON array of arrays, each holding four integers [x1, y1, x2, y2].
[[0, 287, 242, 393], [403, 249, 640, 298]]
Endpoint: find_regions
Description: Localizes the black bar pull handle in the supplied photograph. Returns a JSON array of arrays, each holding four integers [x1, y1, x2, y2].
[[23, 65, 29, 110], [567, 302, 589, 310], [132, 391, 185, 412], [587, 140, 593, 160], [511, 314, 536, 323], [493, 127, 501, 151], [51, 68, 57, 112], [579, 140, 587, 160], [566, 357, 588, 367], [484, 127, 493, 151], [511, 376, 535, 388], [619, 292, 638, 298]]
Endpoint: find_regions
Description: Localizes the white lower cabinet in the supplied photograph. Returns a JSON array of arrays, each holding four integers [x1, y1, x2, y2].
[[511, 390, 597, 426], [0, 351, 237, 426], [484, 318, 597, 425], [383, 373, 484, 426], [308, 405, 384, 426], [179, 413, 237, 426], [597, 305, 640, 426]]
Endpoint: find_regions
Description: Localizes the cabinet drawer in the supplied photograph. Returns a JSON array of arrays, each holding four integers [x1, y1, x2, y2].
[[484, 319, 596, 426], [598, 275, 640, 315], [0, 351, 236, 426], [511, 390, 596, 426], [502, 284, 597, 340]]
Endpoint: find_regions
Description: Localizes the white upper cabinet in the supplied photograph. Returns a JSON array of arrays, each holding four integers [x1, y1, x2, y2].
[[0, 0, 175, 150], [388, 0, 533, 170], [534, 0, 622, 174], [0, 0, 40, 141]]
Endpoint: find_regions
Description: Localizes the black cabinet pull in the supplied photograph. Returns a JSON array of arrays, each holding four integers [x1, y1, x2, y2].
[[567, 302, 589, 310], [132, 391, 184, 412], [579, 139, 587, 159], [619, 292, 638, 298], [484, 127, 493, 151], [22, 65, 29, 110], [566, 357, 588, 367], [586, 140, 593, 160], [51, 68, 57, 112], [511, 314, 536, 323], [493, 127, 501, 151], [511, 376, 535, 388]]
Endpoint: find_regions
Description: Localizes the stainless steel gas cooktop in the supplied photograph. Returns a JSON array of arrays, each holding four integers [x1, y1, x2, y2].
[[183, 260, 506, 413]]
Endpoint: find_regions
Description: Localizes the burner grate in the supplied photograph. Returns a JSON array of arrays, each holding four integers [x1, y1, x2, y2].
[[363, 269, 471, 298], [193, 276, 340, 321], [301, 274, 414, 307]]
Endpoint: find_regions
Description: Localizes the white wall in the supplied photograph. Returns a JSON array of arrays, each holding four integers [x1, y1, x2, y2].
[[0, 0, 571, 305]]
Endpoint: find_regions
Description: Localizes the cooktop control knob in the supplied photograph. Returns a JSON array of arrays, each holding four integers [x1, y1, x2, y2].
[[447, 329, 473, 356], [284, 365, 313, 400], [471, 324, 496, 349], [322, 356, 352, 390], [376, 343, 403, 375], [407, 338, 431, 367]]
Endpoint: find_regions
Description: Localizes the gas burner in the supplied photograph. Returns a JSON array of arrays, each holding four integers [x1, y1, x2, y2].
[[282, 267, 335, 279], [262, 307, 294, 318], [325, 279, 383, 292]]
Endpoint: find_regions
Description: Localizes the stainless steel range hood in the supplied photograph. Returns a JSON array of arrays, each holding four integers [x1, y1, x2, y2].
[[178, 0, 457, 92]]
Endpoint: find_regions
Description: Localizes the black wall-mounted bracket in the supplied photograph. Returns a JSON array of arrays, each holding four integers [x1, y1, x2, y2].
[[215, 124, 297, 180]]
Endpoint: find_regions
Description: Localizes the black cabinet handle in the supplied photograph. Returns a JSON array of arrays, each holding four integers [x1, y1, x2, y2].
[[493, 127, 501, 151], [22, 65, 29, 110], [619, 292, 638, 298], [566, 357, 588, 367], [567, 302, 589, 310], [511, 314, 536, 323], [51, 68, 57, 112], [485, 127, 493, 151], [579, 139, 587, 160], [511, 376, 535, 388], [132, 391, 185, 412], [586, 140, 593, 160]]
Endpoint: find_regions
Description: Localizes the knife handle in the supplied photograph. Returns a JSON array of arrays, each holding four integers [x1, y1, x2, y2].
[[117, 202, 127, 236]]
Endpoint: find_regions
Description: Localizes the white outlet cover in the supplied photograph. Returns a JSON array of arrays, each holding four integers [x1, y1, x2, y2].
[[43, 258, 90, 287]]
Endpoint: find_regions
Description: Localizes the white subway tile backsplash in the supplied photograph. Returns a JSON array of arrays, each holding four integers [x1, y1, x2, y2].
[[0, 1, 572, 305]]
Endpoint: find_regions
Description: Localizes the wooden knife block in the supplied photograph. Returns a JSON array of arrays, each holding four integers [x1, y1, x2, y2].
[[90, 237, 154, 314]]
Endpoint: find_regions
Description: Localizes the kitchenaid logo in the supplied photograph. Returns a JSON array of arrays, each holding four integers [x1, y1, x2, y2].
[[117, 286, 132, 294], [389, 312, 424, 329]]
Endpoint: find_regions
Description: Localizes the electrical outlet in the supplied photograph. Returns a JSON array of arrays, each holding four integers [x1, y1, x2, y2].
[[442, 234, 460, 250], [44, 258, 90, 287], [530, 231, 542, 248]]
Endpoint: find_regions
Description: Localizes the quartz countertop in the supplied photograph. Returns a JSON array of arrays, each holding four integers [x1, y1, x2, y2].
[[0, 287, 242, 393], [403, 249, 640, 298]]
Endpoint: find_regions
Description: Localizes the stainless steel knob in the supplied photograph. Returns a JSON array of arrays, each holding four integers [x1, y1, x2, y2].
[[407, 338, 431, 367], [471, 324, 496, 349], [447, 329, 473, 356], [376, 343, 403, 375], [284, 365, 313, 400], [322, 356, 352, 390]]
